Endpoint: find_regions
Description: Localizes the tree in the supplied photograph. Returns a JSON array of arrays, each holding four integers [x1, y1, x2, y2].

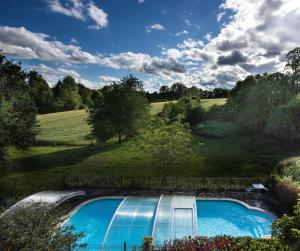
[[88, 75, 150, 143], [143, 123, 193, 177], [286, 47, 300, 84], [53, 76, 82, 111], [78, 83, 93, 108], [28, 71, 55, 114], [0, 203, 85, 251], [159, 85, 169, 93], [170, 82, 187, 99], [0, 56, 38, 164]]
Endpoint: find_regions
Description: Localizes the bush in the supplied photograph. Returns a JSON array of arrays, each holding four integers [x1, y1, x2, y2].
[[160, 99, 205, 126], [161, 236, 287, 251], [272, 198, 300, 250], [271, 177, 300, 214], [185, 105, 205, 126], [0, 203, 85, 250], [195, 120, 239, 138]]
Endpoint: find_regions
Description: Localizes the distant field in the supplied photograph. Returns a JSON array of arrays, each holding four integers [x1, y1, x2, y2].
[[2, 98, 282, 198], [37, 99, 226, 144], [37, 110, 89, 144]]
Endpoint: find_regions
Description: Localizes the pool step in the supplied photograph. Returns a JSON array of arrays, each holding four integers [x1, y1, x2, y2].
[[152, 195, 197, 245]]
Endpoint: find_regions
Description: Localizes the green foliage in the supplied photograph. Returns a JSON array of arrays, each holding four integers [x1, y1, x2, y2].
[[160, 99, 205, 126], [53, 76, 82, 111], [272, 198, 300, 250], [88, 75, 150, 143], [143, 123, 194, 177], [286, 47, 300, 84], [196, 120, 239, 138], [0, 203, 85, 251], [161, 236, 287, 251], [271, 157, 300, 213], [28, 71, 55, 114], [0, 56, 38, 163], [266, 94, 300, 144]]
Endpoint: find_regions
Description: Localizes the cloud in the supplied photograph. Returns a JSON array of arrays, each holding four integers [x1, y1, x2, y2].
[[217, 50, 247, 65], [177, 38, 204, 49], [175, 30, 189, 36], [47, 0, 108, 29], [99, 75, 119, 84], [48, 0, 85, 20], [102, 52, 186, 76], [157, 0, 300, 89], [87, 1, 108, 29], [204, 32, 212, 41], [138, 0, 145, 3], [146, 23, 165, 33], [32, 63, 104, 88], [217, 12, 226, 22], [0, 26, 99, 64]]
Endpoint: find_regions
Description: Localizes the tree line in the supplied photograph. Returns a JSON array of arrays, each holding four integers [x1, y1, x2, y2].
[[207, 47, 300, 146], [146, 83, 229, 102]]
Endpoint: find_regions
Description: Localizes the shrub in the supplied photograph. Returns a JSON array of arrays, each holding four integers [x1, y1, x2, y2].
[[0, 203, 85, 250], [272, 198, 300, 250], [195, 120, 239, 138], [271, 177, 300, 214], [185, 105, 205, 126], [160, 236, 287, 251]]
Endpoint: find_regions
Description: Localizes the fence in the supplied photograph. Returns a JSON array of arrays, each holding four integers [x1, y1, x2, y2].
[[65, 176, 269, 191]]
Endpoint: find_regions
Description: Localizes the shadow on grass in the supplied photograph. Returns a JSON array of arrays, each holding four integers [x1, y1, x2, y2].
[[13, 141, 124, 172]]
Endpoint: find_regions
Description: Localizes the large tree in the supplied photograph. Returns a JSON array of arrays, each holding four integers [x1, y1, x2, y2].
[[88, 75, 150, 143], [53, 76, 82, 111], [143, 123, 193, 177], [28, 71, 55, 114], [0, 56, 38, 164], [286, 47, 300, 85]]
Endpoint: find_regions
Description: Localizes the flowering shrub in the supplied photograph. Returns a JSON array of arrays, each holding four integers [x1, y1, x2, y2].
[[160, 236, 288, 251], [272, 177, 300, 213]]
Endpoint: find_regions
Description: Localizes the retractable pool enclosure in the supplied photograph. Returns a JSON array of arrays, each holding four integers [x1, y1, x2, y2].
[[67, 195, 275, 249]]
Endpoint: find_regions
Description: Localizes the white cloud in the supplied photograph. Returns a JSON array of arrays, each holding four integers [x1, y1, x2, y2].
[[157, 0, 300, 89], [0, 26, 99, 64], [217, 12, 225, 22], [87, 2, 108, 29], [32, 63, 101, 88], [146, 23, 165, 33], [47, 0, 109, 30], [48, 0, 85, 20], [204, 32, 212, 41], [138, 0, 145, 4], [99, 75, 119, 84], [175, 30, 189, 36]]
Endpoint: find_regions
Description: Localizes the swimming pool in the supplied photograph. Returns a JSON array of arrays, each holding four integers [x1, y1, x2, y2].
[[68, 196, 275, 249]]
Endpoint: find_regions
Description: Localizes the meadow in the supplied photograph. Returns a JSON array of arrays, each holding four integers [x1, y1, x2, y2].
[[0, 98, 281, 198]]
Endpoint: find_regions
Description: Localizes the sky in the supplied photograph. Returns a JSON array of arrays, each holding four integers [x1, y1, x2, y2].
[[0, 0, 299, 91]]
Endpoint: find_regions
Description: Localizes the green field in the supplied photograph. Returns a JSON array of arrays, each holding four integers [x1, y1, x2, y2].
[[1, 98, 282, 198]]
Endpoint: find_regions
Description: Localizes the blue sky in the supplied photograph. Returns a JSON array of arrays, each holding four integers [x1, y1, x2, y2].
[[0, 0, 299, 91]]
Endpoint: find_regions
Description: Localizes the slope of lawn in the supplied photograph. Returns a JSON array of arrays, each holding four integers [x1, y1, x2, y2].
[[0, 98, 283, 198]]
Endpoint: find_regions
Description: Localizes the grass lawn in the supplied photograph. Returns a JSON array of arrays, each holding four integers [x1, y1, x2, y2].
[[0, 98, 285, 198]]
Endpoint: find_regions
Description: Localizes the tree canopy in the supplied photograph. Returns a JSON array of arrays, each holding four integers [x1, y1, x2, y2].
[[88, 75, 150, 143]]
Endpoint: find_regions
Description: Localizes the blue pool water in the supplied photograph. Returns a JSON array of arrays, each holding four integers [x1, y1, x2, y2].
[[196, 200, 274, 238], [68, 197, 275, 249]]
